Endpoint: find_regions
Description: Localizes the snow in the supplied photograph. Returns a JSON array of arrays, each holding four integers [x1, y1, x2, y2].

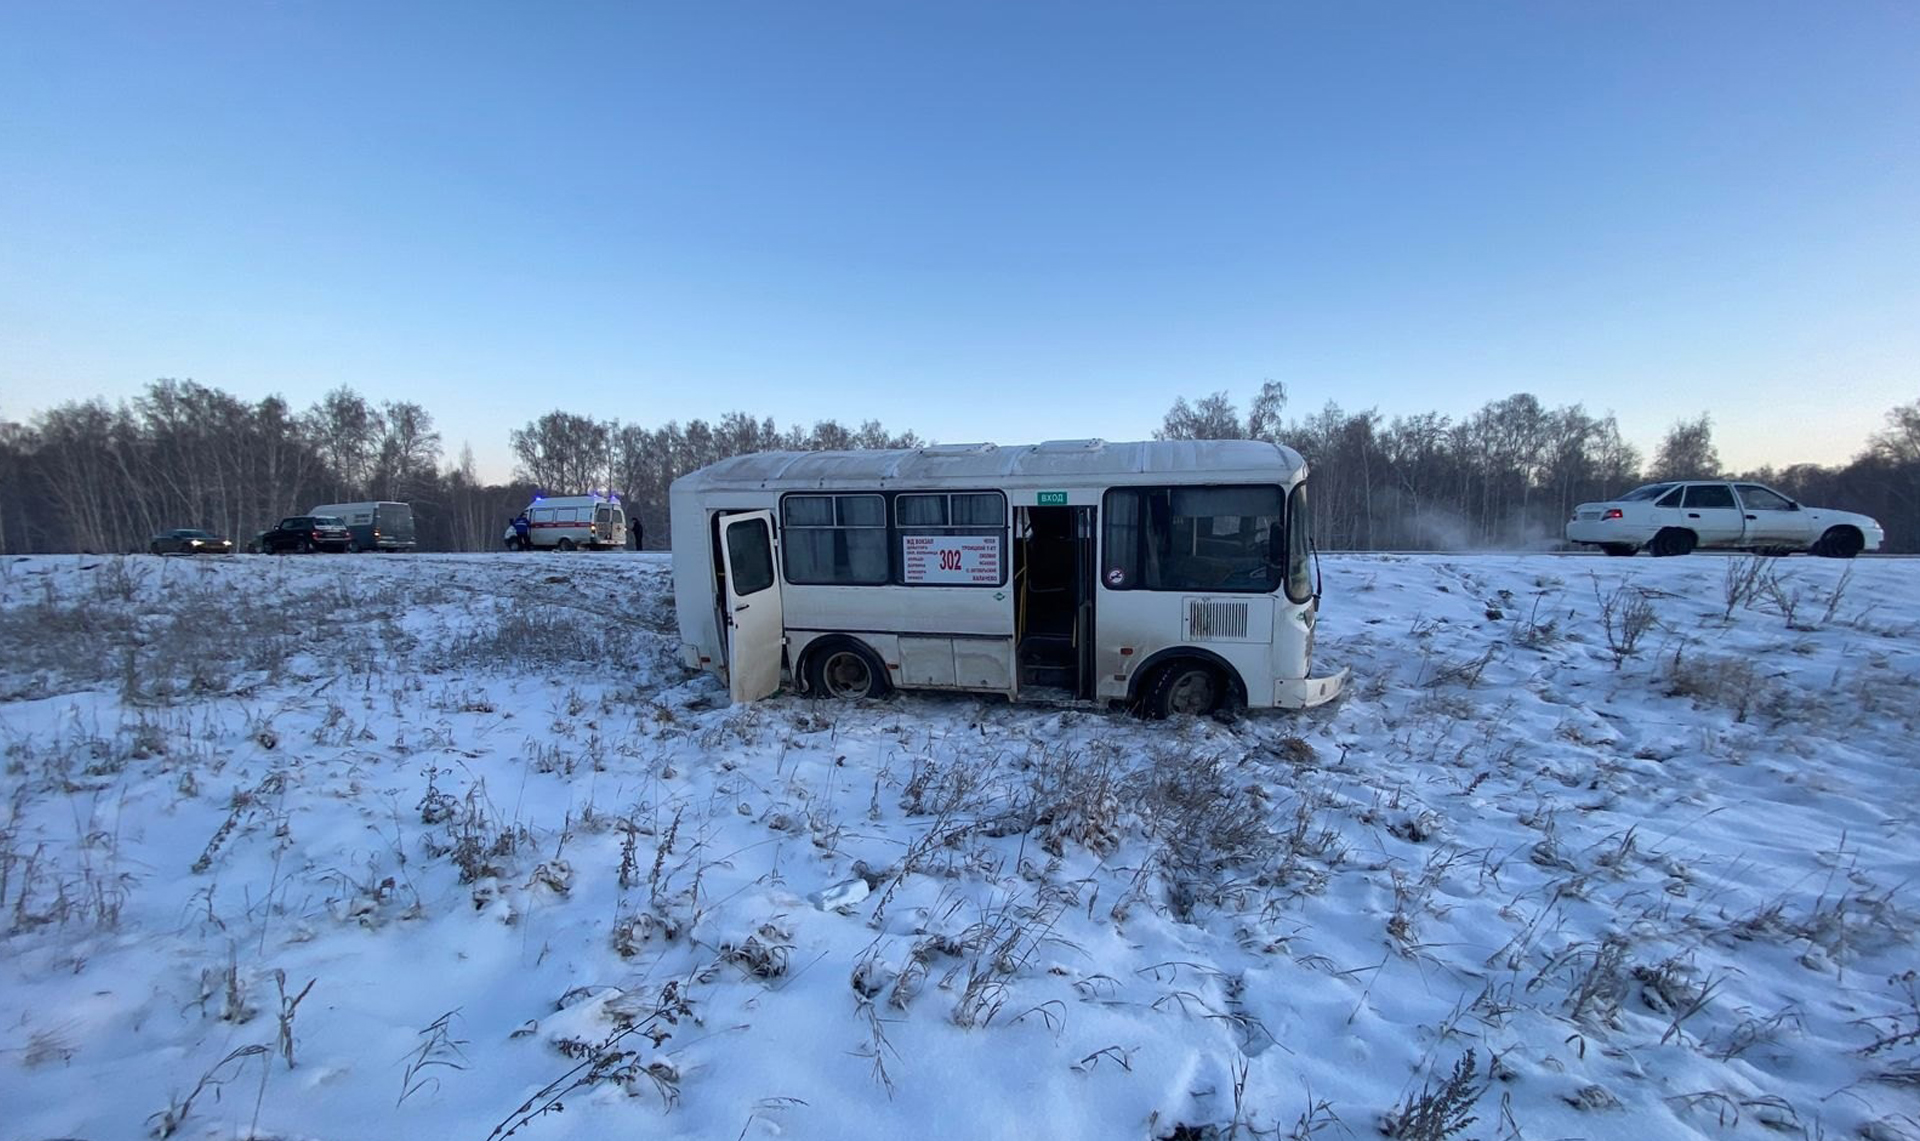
[[2, 550, 1917, 1140]]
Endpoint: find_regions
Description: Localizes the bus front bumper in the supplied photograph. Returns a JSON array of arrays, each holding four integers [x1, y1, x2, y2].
[[1275, 667, 1348, 710]]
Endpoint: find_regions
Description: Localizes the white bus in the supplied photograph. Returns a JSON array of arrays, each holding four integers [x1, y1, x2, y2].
[[669, 439, 1346, 716]]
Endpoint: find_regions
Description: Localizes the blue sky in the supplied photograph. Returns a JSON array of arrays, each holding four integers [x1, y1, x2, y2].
[[2, 0, 1916, 480]]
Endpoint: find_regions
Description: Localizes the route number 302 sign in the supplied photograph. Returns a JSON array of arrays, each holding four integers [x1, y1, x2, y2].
[[901, 535, 1001, 584]]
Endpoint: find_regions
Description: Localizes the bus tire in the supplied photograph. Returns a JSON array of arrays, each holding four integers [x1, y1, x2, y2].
[[1145, 659, 1225, 719], [804, 639, 891, 700]]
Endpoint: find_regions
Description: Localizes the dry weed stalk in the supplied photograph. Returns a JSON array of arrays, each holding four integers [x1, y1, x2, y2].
[[1382, 1050, 1487, 1141], [1594, 579, 1657, 668], [148, 1043, 270, 1138]]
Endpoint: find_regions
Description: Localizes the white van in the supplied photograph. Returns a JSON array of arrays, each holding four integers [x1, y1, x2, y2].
[[669, 440, 1346, 716], [506, 493, 628, 551], [309, 501, 416, 552]]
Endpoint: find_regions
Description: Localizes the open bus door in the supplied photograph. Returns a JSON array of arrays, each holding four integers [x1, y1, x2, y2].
[[1014, 505, 1096, 700], [717, 511, 784, 702]]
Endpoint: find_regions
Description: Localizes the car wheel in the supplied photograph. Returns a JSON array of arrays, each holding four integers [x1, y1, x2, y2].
[[299, 539, 314, 554], [1600, 544, 1636, 557], [1146, 660, 1224, 719], [1814, 527, 1863, 560], [1649, 528, 1696, 558], [556, 538, 576, 552], [806, 641, 891, 700]]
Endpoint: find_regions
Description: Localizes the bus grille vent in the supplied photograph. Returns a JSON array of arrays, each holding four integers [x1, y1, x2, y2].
[[1187, 600, 1250, 641]]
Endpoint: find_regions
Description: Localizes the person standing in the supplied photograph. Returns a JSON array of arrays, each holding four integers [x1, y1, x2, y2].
[[511, 512, 531, 551]]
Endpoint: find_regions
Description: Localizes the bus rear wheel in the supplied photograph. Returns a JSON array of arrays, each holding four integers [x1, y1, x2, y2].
[[1145, 660, 1224, 719], [806, 641, 891, 700]]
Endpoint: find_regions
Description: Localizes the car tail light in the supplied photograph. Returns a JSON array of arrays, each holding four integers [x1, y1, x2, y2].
[[1604, 509, 1623, 520]]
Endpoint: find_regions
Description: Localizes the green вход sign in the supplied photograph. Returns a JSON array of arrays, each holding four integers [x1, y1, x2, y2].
[[1036, 491, 1068, 506]]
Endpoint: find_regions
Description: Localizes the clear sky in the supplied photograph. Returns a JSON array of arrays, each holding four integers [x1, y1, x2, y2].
[[3, 0, 1916, 480]]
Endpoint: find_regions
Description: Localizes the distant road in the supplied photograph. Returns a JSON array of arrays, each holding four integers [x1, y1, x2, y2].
[[1324, 548, 1917, 559]]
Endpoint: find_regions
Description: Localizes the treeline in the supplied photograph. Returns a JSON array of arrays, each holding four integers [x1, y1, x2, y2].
[[0, 381, 451, 555], [0, 379, 921, 554], [506, 411, 922, 553], [1, 377, 1913, 554], [1155, 382, 1920, 553]]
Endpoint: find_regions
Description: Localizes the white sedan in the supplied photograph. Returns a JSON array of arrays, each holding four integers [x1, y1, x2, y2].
[[1566, 480, 1885, 558]]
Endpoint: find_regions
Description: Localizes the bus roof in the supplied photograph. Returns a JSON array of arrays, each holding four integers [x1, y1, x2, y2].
[[671, 439, 1307, 494]]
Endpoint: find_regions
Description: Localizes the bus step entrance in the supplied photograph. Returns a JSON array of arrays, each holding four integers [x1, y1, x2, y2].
[[1018, 633, 1077, 689]]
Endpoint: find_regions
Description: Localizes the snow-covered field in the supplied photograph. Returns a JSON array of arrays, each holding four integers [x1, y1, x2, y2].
[[2, 550, 1918, 1141]]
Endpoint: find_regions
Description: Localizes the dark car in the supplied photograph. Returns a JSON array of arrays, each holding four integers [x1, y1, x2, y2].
[[256, 515, 352, 554], [150, 528, 235, 556]]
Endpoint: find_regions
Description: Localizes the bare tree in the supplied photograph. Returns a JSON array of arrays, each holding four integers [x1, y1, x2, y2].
[[1650, 413, 1721, 481], [510, 411, 610, 494], [372, 402, 442, 501], [1156, 391, 1245, 440], [305, 387, 380, 494], [1870, 398, 1920, 465], [1245, 380, 1288, 442]]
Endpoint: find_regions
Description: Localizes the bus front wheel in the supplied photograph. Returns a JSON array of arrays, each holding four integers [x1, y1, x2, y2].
[[1145, 660, 1224, 719]]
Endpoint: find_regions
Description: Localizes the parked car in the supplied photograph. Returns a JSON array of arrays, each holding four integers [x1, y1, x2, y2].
[[1567, 481, 1885, 558], [254, 515, 353, 554], [309, 500, 417, 552], [149, 528, 235, 556]]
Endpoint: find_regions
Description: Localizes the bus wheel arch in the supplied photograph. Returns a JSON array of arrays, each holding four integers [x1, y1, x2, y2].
[[1130, 648, 1247, 719], [801, 637, 893, 700]]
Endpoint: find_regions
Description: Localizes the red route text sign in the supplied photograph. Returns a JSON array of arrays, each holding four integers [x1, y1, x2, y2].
[[901, 535, 1001, 584]]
